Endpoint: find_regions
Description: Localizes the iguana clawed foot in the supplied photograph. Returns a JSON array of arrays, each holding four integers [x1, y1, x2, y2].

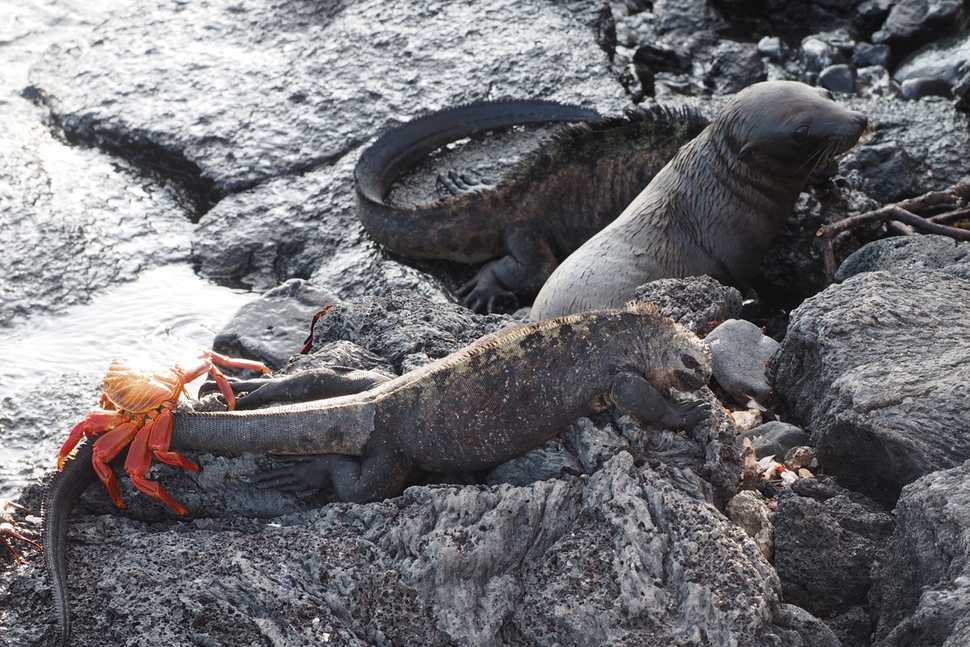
[[437, 169, 494, 196], [458, 264, 521, 314]]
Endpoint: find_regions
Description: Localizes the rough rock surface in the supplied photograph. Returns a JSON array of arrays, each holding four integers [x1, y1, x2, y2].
[[772, 478, 895, 645], [7, 0, 970, 645], [774, 270, 970, 505], [633, 275, 743, 335], [0, 288, 827, 647], [4, 453, 836, 647], [836, 234, 970, 281], [871, 461, 970, 647]]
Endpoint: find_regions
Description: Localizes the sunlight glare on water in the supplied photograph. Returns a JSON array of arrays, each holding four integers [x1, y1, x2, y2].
[[0, 263, 258, 401]]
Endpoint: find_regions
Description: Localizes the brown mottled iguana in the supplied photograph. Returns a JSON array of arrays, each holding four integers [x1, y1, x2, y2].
[[354, 100, 707, 312], [44, 302, 711, 646]]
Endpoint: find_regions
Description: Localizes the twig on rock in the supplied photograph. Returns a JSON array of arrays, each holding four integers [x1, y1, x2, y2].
[[817, 183, 970, 281]]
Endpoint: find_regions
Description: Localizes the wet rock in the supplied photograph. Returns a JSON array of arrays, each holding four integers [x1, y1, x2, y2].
[[739, 422, 811, 461], [872, 0, 970, 58], [705, 318, 778, 403], [852, 42, 891, 68], [29, 0, 623, 200], [773, 480, 894, 644], [819, 64, 857, 93], [633, 275, 743, 335], [774, 270, 970, 505], [0, 116, 191, 327], [870, 461, 970, 646], [835, 234, 970, 281], [1, 451, 834, 647], [213, 279, 338, 370]]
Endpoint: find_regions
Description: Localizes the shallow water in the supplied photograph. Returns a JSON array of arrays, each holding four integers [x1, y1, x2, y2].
[[0, 263, 256, 401], [0, 1, 261, 499]]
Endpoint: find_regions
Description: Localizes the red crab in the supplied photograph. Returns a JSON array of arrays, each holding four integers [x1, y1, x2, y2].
[[57, 350, 270, 515], [1, 500, 41, 564]]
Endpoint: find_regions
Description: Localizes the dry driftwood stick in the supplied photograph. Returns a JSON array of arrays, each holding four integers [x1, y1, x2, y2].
[[817, 184, 970, 281]]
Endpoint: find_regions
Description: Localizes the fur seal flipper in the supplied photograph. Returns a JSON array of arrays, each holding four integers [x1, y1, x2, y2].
[[530, 81, 869, 320], [354, 100, 707, 313]]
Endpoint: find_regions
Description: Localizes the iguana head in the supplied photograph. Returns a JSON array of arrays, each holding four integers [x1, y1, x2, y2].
[[667, 328, 712, 393], [625, 301, 712, 393]]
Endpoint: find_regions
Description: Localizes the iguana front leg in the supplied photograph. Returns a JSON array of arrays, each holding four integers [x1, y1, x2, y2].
[[609, 371, 710, 429], [459, 226, 559, 313]]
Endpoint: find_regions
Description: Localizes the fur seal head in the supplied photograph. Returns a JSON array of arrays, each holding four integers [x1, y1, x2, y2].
[[718, 81, 868, 182]]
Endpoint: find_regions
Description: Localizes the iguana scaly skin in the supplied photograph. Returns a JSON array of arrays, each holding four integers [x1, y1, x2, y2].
[[354, 100, 707, 312], [43, 302, 711, 645]]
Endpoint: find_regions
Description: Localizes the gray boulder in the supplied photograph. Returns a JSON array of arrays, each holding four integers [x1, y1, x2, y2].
[[706, 318, 779, 403], [836, 234, 970, 282], [871, 461, 970, 646], [774, 270, 970, 504]]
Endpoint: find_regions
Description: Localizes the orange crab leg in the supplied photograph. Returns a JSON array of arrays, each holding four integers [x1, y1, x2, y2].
[[145, 409, 198, 472], [90, 421, 141, 508], [58, 410, 130, 470], [178, 350, 270, 411], [125, 426, 188, 515]]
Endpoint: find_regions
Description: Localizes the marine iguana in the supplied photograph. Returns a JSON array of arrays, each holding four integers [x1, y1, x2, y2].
[[43, 302, 712, 646], [354, 100, 707, 312]]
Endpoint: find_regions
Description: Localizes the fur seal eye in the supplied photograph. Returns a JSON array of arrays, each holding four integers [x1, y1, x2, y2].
[[681, 354, 700, 369], [793, 125, 811, 143]]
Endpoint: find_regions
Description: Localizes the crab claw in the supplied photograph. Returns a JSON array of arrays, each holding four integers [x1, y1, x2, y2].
[[58, 410, 128, 470]]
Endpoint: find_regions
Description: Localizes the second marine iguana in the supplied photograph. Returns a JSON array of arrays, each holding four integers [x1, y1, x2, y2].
[[43, 302, 712, 646], [354, 99, 707, 313]]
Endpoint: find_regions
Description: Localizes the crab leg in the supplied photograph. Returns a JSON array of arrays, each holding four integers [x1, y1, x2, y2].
[[90, 421, 141, 508], [144, 410, 198, 472], [178, 351, 271, 410], [125, 426, 188, 515], [57, 410, 129, 469]]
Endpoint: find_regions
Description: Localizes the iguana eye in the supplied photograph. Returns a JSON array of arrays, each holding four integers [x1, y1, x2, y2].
[[681, 354, 700, 369], [793, 125, 811, 143]]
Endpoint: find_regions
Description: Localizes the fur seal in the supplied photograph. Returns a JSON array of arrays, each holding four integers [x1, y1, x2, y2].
[[530, 81, 869, 320]]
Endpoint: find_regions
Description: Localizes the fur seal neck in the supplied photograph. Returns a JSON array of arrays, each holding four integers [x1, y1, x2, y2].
[[530, 81, 868, 320]]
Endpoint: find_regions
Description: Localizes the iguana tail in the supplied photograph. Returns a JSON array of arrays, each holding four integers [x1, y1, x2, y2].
[[43, 440, 99, 647], [170, 399, 375, 457], [353, 99, 601, 262]]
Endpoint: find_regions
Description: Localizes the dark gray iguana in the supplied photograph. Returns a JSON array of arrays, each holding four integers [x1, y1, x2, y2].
[[43, 302, 712, 646], [354, 100, 707, 312]]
